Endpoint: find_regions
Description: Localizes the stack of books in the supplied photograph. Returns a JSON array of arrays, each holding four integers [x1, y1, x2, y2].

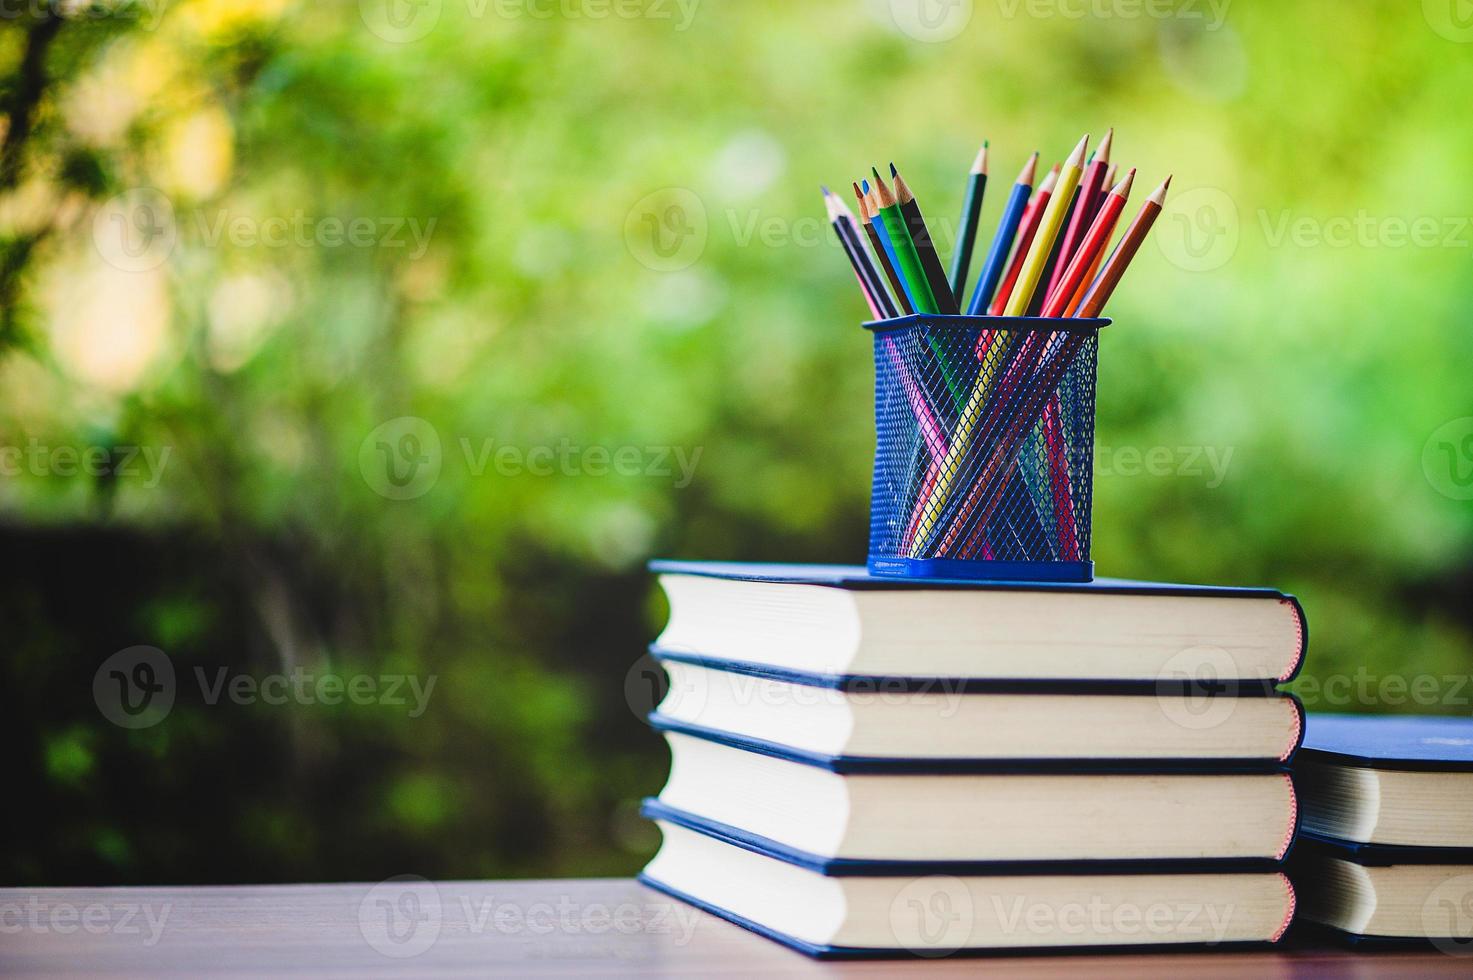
[[1291, 714, 1473, 949], [637, 561, 1308, 957]]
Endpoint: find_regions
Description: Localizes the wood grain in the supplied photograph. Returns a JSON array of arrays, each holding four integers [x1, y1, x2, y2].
[[0, 879, 1465, 978]]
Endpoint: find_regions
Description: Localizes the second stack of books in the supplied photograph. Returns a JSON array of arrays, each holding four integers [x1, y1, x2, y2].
[[1291, 713, 1473, 948], [638, 561, 1308, 958]]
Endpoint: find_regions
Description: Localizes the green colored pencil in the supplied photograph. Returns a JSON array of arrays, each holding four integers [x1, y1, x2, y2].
[[948, 141, 988, 302], [870, 168, 938, 315]]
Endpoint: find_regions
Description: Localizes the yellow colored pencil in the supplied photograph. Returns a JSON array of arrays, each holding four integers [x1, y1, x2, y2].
[[1001, 135, 1089, 317], [909, 136, 1089, 556]]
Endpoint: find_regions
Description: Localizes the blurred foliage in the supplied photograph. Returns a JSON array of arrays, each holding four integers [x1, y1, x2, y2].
[[2, 0, 1471, 885]]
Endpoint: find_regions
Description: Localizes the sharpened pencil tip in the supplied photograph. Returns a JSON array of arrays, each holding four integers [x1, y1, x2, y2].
[[972, 142, 990, 174], [861, 178, 871, 193], [1067, 134, 1090, 167], [820, 184, 831, 196], [888, 162, 898, 178], [1017, 152, 1039, 185]]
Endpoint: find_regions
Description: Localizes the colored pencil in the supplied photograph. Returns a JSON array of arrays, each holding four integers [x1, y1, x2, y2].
[[1098, 162, 1119, 217], [1076, 175, 1170, 318], [988, 163, 1058, 316], [948, 142, 989, 302], [966, 152, 1036, 316], [854, 182, 910, 316], [1060, 162, 1119, 317], [1042, 168, 1134, 317], [1001, 135, 1088, 318], [864, 180, 916, 315], [1045, 128, 1112, 302], [890, 164, 960, 314], [824, 186, 896, 319], [832, 185, 896, 317], [1025, 183, 1079, 316], [871, 168, 940, 315]]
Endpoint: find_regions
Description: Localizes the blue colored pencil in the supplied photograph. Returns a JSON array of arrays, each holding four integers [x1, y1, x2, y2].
[[966, 153, 1038, 316]]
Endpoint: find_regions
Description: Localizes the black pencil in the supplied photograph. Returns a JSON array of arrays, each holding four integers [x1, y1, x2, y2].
[[890, 164, 960, 315], [824, 186, 897, 319]]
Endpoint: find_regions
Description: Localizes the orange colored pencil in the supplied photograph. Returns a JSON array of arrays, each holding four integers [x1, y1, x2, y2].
[[1076, 175, 1171, 318], [1062, 247, 1107, 317]]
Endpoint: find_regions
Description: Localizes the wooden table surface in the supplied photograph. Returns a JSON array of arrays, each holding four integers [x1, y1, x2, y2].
[[1, 878, 1466, 977]]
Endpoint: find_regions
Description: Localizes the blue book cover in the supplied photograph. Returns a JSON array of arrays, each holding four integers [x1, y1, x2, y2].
[[1300, 714, 1473, 772], [641, 798, 1292, 875], [648, 560, 1307, 685], [1288, 831, 1473, 950], [647, 712, 1301, 775], [636, 873, 1285, 960], [649, 645, 1294, 697], [641, 801, 1295, 958], [650, 559, 1301, 602], [1293, 831, 1473, 866]]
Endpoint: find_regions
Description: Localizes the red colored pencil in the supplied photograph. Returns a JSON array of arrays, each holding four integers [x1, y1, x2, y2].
[[1076, 175, 1171, 318], [1043, 168, 1134, 317]]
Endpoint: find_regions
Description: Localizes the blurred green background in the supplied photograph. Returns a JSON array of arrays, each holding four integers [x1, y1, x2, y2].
[[4, 0, 1471, 885]]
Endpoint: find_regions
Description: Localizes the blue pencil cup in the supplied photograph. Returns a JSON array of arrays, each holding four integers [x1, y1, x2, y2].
[[865, 314, 1106, 582]]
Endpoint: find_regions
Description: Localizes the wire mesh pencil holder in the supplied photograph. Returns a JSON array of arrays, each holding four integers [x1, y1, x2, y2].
[[865, 314, 1106, 583]]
